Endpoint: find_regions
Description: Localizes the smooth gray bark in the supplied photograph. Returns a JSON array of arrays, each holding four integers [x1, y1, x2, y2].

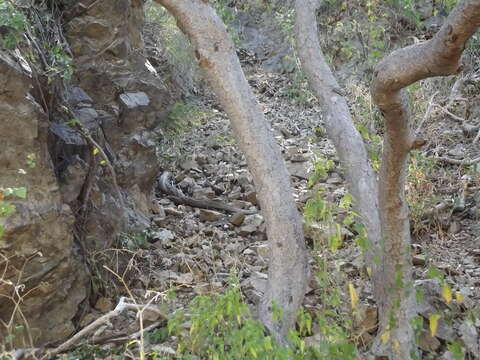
[[371, 1, 480, 358], [294, 0, 382, 284], [296, 0, 480, 358], [154, 0, 308, 343]]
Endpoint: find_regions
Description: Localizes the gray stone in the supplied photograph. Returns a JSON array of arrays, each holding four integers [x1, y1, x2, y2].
[[199, 209, 223, 222], [67, 86, 93, 105], [119, 91, 150, 109]]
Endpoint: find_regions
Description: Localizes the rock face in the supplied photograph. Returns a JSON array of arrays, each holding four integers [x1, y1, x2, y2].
[[0, 0, 175, 346], [0, 51, 89, 345], [59, 0, 174, 249]]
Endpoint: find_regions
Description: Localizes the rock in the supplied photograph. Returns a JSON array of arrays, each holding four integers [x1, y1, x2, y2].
[[199, 209, 223, 222], [448, 221, 460, 234], [95, 297, 114, 313], [150, 229, 175, 242], [243, 248, 256, 255], [326, 172, 343, 184], [180, 158, 199, 171], [339, 261, 359, 276], [0, 50, 89, 346], [229, 212, 246, 226], [74, 107, 99, 129], [243, 191, 258, 205], [304, 221, 353, 242], [418, 331, 441, 352], [459, 320, 479, 355], [119, 91, 150, 109], [352, 304, 377, 346], [286, 161, 310, 179], [255, 244, 270, 258], [413, 254, 427, 266], [178, 177, 195, 191], [238, 214, 264, 236], [66, 85, 93, 105], [151, 201, 166, 217]]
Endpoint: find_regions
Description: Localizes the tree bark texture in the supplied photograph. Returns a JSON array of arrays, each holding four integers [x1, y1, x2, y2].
[[296, 0, 480, 358], [371, 1, 480, 358], [294, 0, 402, 354], [154, 0, 309, 343], [294, 0, 383, 330]]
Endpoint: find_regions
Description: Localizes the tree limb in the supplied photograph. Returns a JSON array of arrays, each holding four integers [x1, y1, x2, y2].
[[371, 1, 480, 358]]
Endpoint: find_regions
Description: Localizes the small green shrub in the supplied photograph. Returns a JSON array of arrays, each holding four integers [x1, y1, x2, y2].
[[164, 274, 357, 359], [0, 0, 26, 49]]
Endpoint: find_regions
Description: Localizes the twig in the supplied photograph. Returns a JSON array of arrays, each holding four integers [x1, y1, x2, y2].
[[42, 297, 166, 359], [435, 104, 465, 123], [447, 73, 466, 107], [415, 91, 438, 136], [75, 127, 124, 209], [435, 156, 480, 166], [473, 128, 480, 144], [103, 321, 163, 344]]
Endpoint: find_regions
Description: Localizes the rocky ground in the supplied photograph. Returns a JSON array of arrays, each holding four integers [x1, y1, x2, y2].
[[57, 3, 480, 359]]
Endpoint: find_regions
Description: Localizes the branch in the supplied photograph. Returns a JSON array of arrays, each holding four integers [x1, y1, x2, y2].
[[435, 156, 480, 165], [43, 297, 166, 359]]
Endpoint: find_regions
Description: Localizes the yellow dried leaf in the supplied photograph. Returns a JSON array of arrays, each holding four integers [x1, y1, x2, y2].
[[381, 330, 390, 344], [366, 266, 372, 277], [441, 284, 452, 304], [429, 314, 441, 337], [393, 339, 400, 354], [348, 283, 358, 309], [455, 292, 464, 303], [93, 148, 100, 155]]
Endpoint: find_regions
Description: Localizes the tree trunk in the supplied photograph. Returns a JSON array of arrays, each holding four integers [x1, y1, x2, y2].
[[296, 0, 480, 358], [294, 0, 383, 328], [371, 1, 480, 358], [153, 0, 309, 343]]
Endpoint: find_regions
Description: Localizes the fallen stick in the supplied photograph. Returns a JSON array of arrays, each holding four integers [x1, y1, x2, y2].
[[43, 297, 166, 359]]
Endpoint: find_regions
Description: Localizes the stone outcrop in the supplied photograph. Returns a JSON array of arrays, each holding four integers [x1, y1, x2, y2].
[[59, 0, 174, 249], [1, 0, 175, 346], [0, 51, 89, 346]]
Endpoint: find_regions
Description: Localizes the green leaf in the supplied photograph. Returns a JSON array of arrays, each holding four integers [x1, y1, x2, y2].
[[12, 187, 26, 199]]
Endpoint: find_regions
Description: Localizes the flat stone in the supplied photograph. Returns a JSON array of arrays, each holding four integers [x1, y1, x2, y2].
[[199, 209, 223, 222], [255, 244, 269, 258], [419, 331, 441, 352], [94, 297, 113, 313], [67, 86, 93, 105], [119, 91, 150, 108], [413, 254, 427, 266], [229, 212, 246, 226]]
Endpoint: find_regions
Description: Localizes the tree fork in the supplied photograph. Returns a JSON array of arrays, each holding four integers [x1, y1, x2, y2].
[[371, 0, 480, 358], [153, 0, 309, 343]]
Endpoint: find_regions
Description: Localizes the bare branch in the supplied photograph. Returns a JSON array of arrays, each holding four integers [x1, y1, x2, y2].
[[435, 156, 480, 165], [43, 298, 166, 359]]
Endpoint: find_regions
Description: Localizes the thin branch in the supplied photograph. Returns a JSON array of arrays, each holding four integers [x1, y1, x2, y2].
[[473, 128, 480, 144], [435, 103, 465, 123], [43, 297, 166, 359], [435, 156, 480, 165], [415, 91, 438, 136]]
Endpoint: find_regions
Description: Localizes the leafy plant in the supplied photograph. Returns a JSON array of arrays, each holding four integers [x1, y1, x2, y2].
[[165, 274, 357, 359], [0, 0, 26, 49]]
